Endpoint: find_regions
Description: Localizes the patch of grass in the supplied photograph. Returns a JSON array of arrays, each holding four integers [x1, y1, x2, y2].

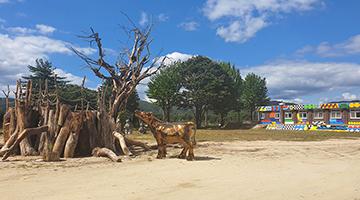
[[128, 129, 360, 143]]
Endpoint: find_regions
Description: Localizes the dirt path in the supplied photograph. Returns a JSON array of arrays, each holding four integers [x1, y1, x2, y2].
[[1, 139, 360, 200]]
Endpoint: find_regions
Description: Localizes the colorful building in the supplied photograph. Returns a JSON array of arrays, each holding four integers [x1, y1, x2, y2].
[[257, 102, 360, 132]]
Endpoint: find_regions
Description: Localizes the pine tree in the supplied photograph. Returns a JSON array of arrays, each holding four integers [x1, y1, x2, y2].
[[22, 58, 68, 94]]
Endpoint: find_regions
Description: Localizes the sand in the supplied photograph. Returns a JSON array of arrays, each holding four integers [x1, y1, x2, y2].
[[1, 139, 360, 200]]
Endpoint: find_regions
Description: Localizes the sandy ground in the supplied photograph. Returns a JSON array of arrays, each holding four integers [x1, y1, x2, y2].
[[1, 139, 360, 200]]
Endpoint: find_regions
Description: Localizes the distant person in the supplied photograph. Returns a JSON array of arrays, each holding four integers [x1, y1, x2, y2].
[[138, 122, 146, 134], [124, 119, 132, 135]]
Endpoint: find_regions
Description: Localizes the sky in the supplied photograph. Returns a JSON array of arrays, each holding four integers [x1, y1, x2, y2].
[[0, 0, 360, 104]]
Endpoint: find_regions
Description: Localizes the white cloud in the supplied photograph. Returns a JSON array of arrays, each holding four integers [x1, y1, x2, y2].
[[158, 13, 169, 22], [0, 0, 24, 3], [159, 51, 194, 66], [0, 18, 5, 23], [139, 12, 149, 26], [178, 21, 199, 31], [5, 24, 56, 35], [53, 68, 83, 85], [0, 31, 95, 92], [342, 92, 357, 101], [203, 0, 321, 43], [217, 17, 267, 43], [297, 34, 360, 57], [35, 24, 56, 34], [137, 52, 194, 101], [242, 60, 360, 100], [6, 26, 36, 35]]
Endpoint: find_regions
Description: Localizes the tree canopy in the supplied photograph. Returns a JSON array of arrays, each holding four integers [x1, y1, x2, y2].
[[145, 56, 269, 127], [147, 62, 182, 122], [242, 73, 269, 120], [177, 56, 236, 127]]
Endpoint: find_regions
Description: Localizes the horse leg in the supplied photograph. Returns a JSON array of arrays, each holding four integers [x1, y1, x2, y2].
[[186, 141, 195, 161], [178, 140, 189, 159], [154, 132, 164, 159], [162, 137, 167, 158]]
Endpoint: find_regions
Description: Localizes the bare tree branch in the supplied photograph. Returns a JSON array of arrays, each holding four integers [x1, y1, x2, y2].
[[72, 23, 165, 120]]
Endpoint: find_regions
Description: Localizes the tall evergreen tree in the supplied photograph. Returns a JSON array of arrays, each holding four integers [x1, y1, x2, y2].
[[23, 58, 99, 110], [147, 63, 181, 122], [242, 73, 269, 120], [22, 59, 68, 94]]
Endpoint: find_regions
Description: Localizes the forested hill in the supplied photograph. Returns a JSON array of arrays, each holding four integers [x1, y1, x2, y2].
[[138, 100, 161, 114], [0, 98, 14, 112]]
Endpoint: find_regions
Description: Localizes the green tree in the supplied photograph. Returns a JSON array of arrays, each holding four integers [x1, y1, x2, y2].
[[242, 73, 269, 120], [23, 58, 99, 110], [22, 59, 68, 94], [219, 62, 243, 121], [147, 63, 181, 122], [209, 62, 241, 125], [178, 56, 232, 128], [59, 84, 98, 110]]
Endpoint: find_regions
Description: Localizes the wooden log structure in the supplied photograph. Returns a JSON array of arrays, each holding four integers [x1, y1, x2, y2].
[[2, 126, 48, 160]]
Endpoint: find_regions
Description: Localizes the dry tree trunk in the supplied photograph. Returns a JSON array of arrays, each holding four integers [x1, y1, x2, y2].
[[2, 126, 48, 161], [92, 147, 121, 162], [113, 131, 131, 156], [14, 80, 38, 156], [64, 131, 79, 158], [43, 109, 60, 161], [52, 123, 70, 156], [2, 108, 16, 144], [0, 130, 18, 157]]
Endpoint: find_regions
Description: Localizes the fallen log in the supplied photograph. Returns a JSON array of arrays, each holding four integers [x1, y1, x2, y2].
[[124, 137, 151, 151], [113, 131, 131, 156], [2, 125, 48, 160], [92, 147, 121, 162]]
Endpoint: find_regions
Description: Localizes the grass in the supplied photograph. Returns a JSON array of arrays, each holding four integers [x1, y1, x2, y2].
[[128, 129, 360, 143], [2, 128, 359, 146]]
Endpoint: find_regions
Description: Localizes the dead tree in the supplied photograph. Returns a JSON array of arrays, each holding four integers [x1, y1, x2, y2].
[[71, 25, 165, 152], [2, 85, 10, 112], [2, 85, 12, 143]]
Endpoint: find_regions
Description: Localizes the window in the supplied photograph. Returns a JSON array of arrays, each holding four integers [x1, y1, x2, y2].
[[299, 112, 307, 119], [331, 111, 342, 119], [350, 111, 360, 119], [275, 113, 280, 119], [285, 112, 292, 119], [314, 111, 323, 119], [260, 113, 266, 120]]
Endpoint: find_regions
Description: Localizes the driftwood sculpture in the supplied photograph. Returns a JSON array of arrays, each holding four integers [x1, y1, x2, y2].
[[135, 111, 196, 161], [0, 23, 162, 162]]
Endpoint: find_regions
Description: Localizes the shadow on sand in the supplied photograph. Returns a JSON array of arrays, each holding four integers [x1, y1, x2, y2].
[[169, 155, 221, 161]]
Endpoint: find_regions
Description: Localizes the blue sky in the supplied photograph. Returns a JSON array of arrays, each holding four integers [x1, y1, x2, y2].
[[1, 0, 360, 104]]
